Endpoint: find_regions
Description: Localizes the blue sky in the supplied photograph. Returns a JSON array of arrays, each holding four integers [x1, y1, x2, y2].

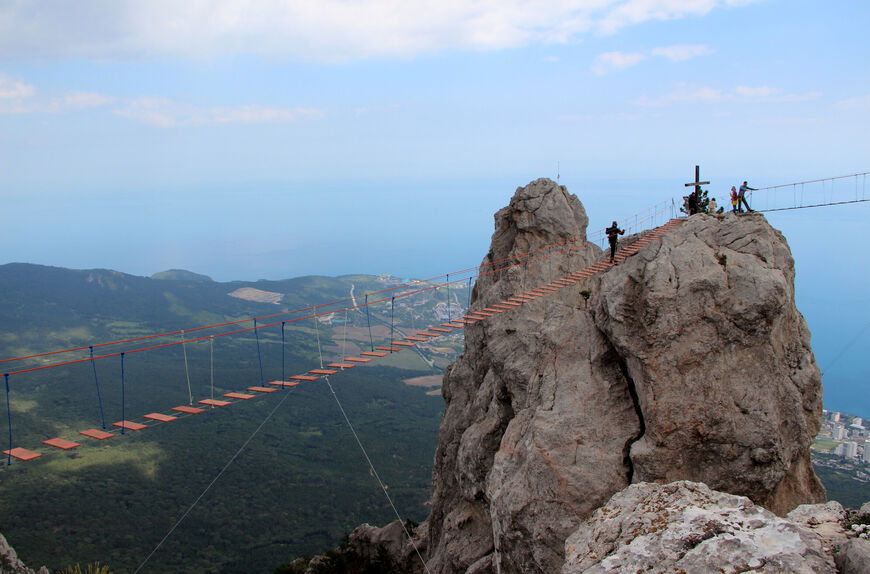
[[1, 1, 869, 414]]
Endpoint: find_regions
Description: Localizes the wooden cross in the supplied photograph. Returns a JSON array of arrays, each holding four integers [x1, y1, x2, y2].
[[684, 165, 710, 195]]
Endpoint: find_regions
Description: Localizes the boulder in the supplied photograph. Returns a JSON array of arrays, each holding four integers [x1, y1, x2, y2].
[[0, 534, 48, 574], [787, 501, 848, 550], [835, 538, 870, 574], [562, 481, 835, 574]]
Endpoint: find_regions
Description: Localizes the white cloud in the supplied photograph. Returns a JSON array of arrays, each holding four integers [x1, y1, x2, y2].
[[597, 0, 761, 35], [0, 73, 35, 99], [634, 83, 820, 106], [735, 85, 821, 102], [0, 1, 762, 62], [837, 94, 870, 110], [114, 97, 323, 127], [592, 51, 646, 75], [0, 73, 112, 114], [634, 83, 725, 106], [651, 43, 714, 61]]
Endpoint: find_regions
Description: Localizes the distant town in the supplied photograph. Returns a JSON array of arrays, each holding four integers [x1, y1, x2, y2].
[[813, 410, 870, 483]]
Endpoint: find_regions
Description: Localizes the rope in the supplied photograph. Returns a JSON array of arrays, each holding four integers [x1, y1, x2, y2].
[[132, 387, 295, 574], [389, 297, 395, 352], [314, 313, 325, 370], [521, 262, 527, 305], [209, 336, 214, 402], [446, 274, 451, 323], [89, 346, 107, 429], [254, 318, 264, 387], [820, 320, 870, 377], [322, 375, 432, 574], [281, 322, 286, 383], [181, 331, 193, 406], [759, 198, 870, 213], [342, 309, 349, 364], [4, 374, 11, 466], [365, 294, 374, 352], [466, 277, 473, 309], [120, 352, 126, 435]]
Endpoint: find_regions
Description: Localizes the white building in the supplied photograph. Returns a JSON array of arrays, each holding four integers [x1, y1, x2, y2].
[[832, 411, 841, 422], [833, 424, 847, 440], [863, 441, 870, 463], [846, 442, 859, 458]]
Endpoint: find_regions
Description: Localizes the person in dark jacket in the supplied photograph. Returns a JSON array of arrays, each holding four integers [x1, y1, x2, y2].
[[738, 181, 756, 212], [606, 221, 625, 262]]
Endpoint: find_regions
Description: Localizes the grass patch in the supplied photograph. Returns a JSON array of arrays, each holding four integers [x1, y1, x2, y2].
[[812, 438, 840, 453], [43, 443, 165, 480]]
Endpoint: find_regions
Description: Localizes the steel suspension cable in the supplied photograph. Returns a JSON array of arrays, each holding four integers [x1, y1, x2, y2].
[[254, 319, 264, 387], [365, 294, 374, 352], [322, 375, 432, 574], [4, 374, 11, 466], [120, 353, 126, 435], [89, 346, 107, 429], [181, 331, 193, 406], [132, 388, 296, 574]]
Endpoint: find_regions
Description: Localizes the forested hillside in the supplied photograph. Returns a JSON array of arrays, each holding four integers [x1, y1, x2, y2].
[[0, 263, 456, 572]]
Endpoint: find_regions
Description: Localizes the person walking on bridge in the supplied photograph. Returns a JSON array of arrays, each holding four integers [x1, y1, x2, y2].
[[738, 181, 756, 213], [606, 221, 625, 263]]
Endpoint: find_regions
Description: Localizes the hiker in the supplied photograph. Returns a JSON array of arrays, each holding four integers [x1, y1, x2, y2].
[[708, 197, 718, 213], [738, 181, 756, 212], [730, 187, 739, 213], [687, 190, 700, 215], [606, 221, 625, 262]]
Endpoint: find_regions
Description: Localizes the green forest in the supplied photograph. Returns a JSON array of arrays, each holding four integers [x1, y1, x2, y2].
[[0, 264, 456, 572]]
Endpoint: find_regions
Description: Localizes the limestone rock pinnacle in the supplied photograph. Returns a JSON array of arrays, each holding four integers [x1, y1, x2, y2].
[[422, 178, 825, 573]]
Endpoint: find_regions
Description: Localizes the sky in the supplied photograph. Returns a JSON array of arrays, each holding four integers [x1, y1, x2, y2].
[[1, 0, 869, 414]]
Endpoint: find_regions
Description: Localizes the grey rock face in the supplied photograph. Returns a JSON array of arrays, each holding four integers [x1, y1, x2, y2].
[[0, 534, 48, 574], [787, 501, 849, 550], [422, 180, 824, 573], [561, 481, 835, 574], [835, 538, 870, 574], [591, 212, 825, 516]]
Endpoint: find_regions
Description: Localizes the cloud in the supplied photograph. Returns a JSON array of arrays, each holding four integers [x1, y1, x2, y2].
[[634, 83, 725, 106], [734, 85, 821, 102], [0, 72, 112, 114], [114, 97, 323, 127], [593, 42, 713, 74], [597, 0, 762, 35], [0, 1, 761, 62], [837, 94, 870, 110], [0, 73, 35, 99], [634, 83, 820, 106], [651, 43, 715, 62], [592, 51, 646, 75]]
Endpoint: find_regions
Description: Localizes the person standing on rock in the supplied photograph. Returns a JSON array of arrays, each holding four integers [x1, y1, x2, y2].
[[730, 187, 739, 213], [739, 181, 756, 212], [708, 197, 719, 214], [606, 221, 625, 263]]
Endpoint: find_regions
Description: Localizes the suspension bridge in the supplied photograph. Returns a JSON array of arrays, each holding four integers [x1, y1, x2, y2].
[[1, 171, 867, 466]]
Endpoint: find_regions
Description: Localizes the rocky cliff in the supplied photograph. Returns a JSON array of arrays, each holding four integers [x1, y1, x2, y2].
[[422, 178, 824, 573], [309, 178, 827, 574]]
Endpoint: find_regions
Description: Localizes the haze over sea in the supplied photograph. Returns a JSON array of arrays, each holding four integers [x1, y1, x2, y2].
[[1, 1, 869, 416]]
